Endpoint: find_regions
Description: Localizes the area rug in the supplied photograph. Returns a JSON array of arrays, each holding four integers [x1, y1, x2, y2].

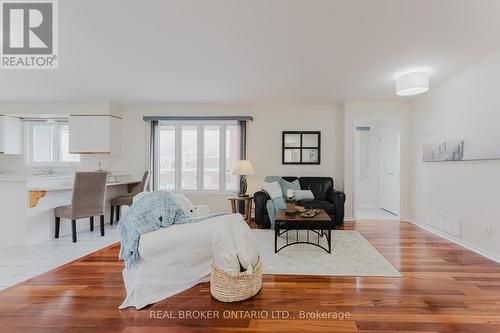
[[253, 229, 400, 277]]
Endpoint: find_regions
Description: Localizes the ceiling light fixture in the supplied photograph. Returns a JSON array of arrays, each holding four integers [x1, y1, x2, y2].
[[395, 71, 429, 96]]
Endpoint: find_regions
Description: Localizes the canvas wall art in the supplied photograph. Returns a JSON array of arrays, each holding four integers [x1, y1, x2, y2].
[[423, 138, 500, 162]]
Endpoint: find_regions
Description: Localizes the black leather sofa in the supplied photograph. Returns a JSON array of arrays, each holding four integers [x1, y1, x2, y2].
[[254, 177, 346, 229]]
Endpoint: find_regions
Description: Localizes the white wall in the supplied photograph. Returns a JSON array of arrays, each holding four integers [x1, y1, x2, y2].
[[122, 103, 345, 212], [411, 49, 500, 261], [344, 101, 411, 221]]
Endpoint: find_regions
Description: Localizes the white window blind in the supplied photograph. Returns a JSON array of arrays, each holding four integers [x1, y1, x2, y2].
[[154, 121, 240, 193]]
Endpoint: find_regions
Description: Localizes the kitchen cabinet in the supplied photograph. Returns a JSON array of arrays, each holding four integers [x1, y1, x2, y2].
[[0, 115, 22, 155], [69, 115, 121, 154]]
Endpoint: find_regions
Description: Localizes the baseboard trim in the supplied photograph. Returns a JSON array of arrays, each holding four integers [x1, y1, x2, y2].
[[345, 217, 410, 222], [408, 219, 500, 264], [345, 216, 409, 222]]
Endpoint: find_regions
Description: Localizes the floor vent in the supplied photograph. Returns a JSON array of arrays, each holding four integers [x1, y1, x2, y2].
[[425, 211, 462, 239]]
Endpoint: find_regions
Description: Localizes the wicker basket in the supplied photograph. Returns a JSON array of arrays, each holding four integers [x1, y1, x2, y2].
[[210, 258, 263, 302]]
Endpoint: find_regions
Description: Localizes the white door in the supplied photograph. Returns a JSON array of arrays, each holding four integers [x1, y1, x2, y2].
[[379, 121, 400, 216]]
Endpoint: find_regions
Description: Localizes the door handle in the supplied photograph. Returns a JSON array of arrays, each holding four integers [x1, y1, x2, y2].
[[387, 173, 395, 175]]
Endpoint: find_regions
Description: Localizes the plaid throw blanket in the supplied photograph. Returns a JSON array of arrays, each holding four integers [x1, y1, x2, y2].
[[119, 191, 216, 268]]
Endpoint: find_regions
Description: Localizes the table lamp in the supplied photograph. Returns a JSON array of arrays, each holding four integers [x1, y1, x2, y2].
[[232, 160, 254, 197]]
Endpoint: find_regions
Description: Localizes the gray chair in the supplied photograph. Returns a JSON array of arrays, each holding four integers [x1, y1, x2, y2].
[[110, 171, 150, 224], [54, 172, 108, 243]]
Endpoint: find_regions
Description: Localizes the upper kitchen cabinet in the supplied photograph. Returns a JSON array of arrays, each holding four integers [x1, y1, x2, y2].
[[0, 115, 22, 155], [69, 115, 122, 154]]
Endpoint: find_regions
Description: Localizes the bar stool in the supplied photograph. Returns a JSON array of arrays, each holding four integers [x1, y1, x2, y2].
[[54, 172, 108, 243], [110, 171, 150, 224]]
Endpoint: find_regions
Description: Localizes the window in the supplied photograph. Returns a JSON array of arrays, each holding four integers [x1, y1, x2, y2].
[[156, 121, 239, 192], [204, 126, 220, 190], [27, 121, 80, 164], [181, 126, 198, 190], [158, 125, 176, 190]]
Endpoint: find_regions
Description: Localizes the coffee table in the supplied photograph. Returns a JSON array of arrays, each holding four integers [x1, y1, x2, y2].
[[274, 209, 333, 253]]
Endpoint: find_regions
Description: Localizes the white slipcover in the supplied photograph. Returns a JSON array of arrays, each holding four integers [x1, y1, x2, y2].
[[119, 213, 244, 309]]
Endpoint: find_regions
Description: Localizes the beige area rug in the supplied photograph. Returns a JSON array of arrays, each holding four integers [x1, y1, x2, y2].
[[253, 229, 400, 277]]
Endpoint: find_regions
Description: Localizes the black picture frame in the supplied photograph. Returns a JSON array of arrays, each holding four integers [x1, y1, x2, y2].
[[282, 131, 321, 165]]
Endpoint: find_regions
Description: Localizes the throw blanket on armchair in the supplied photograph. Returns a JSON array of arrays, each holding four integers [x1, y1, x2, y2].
[[266, 198, 285, 229], [263, 176, 294, 229], [119, 191, 224, 268]]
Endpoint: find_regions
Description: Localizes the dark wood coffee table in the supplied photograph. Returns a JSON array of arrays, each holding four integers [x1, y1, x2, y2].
[[275, 209, 333, 253]]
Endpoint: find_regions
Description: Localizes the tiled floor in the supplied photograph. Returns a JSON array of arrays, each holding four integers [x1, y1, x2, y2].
[[356, 207, 399, 220], [0, 224, 120, 290]]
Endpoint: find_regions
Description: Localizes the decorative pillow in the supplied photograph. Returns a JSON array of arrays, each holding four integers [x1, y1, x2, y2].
[[281, 179, 301, 197], [231, 216, 259, 271], [191, 204, 209, 218], [262, 181, 282, 199], [174, 193, 195, 215], [212, 226, 241, 273], [264, 176, 282, 183], [294, 189, 315, 201]]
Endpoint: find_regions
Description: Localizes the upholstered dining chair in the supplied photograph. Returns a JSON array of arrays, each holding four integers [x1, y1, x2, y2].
[[110, 171, 150, 224], [54, 172, 108, 243]]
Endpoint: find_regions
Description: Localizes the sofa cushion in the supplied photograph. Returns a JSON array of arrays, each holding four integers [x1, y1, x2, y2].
[[262, 181, 283, 199], [264, 176, 284, 184], [298, 177, 333, 200], [281, 179, 301, 197], [294, 190, 314, 201], [300, 200, 335, 215], [174, 193, 195, 216]]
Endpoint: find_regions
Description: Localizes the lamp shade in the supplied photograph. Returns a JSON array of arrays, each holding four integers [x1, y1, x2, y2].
[[396, 72, 429, 96], [232, 160, 254, 175]]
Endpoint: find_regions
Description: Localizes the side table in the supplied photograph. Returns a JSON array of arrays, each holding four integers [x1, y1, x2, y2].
[[228, 196, 253, 224]]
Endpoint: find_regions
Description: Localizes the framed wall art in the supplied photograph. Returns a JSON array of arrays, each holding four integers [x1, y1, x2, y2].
[[282, 131, 321, 165]]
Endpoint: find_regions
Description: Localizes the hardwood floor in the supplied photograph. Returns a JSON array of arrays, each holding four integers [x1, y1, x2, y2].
[[2, 220, 500, 332]]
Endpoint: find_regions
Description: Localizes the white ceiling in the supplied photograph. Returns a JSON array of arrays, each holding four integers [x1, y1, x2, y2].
[[2, 0, 500, 103]]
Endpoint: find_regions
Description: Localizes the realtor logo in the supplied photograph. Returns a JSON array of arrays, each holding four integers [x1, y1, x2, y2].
[[1, 0, 58, 69]]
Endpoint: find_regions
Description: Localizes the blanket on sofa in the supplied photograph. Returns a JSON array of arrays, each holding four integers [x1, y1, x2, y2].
[[263, 176, 301, 228], [119, 191, 224, 268]]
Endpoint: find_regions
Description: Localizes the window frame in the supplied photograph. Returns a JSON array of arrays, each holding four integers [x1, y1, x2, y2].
[[25, 120, 81, 166], [156, 120, 239, 195]]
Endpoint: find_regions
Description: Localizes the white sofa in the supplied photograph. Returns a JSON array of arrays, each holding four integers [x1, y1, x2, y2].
[[119, 213, 244, 309], [119, 192, 245, 309]]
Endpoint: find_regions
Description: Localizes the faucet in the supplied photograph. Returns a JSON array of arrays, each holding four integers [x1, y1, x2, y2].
[[34, 167, 56, 175]]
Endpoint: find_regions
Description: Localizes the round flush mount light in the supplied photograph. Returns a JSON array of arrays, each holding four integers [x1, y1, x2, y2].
[[396, 71, 430, 96]]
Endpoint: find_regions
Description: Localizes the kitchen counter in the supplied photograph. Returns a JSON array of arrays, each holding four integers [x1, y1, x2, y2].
[[27, 177, 141, 192], [0, 173, 140, 191], [0, 174, 74, 181], [0, 174, 142, 246]]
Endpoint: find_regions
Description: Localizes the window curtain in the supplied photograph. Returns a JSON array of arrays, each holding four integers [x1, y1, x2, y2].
[[148, 120, 158, 190]]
